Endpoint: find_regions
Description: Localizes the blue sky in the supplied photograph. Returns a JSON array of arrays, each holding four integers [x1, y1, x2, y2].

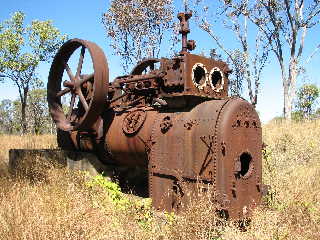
[[1, 0, 320, 123]]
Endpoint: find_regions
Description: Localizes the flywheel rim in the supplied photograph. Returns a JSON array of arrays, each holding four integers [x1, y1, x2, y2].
[[47, 38, 109, 131]]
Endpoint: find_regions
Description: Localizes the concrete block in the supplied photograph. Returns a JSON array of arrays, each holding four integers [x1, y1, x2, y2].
[[9, 149, 113, 179], [8, 149, 149, 197]]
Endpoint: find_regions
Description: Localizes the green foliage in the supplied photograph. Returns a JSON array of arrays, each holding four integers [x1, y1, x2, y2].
[[0, 12, 67, 71], [28, 88, 51, 134], [0, 99, 23, 134], [0, 99, 14, 133], [86, 174, 127, 206], [273, 84, 320, 122], [0, 11, 67, 133], [164, 211, 176, 225], [28, 19, 66, 62], [291, 110, 304, 122], [0, 88, 54, 134], [295, 84, 319, 119], [86, 174, 154, 231]]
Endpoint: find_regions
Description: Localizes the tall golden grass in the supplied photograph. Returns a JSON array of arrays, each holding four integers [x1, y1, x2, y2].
[[0, 134, 56, 177], [0, 121, 319, 239]]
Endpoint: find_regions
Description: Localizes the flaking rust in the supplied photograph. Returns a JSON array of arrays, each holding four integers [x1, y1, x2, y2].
[[47, 11, 265, 219]]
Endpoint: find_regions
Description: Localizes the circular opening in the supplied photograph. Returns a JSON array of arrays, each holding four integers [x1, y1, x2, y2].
[[239, 152, 252, 177], [192, 63, 207, 88], [211, 70, 222, 87], [210, 67, 224, 92]]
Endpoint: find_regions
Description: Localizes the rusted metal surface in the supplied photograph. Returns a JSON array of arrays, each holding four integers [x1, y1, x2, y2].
[[122, 109, 147, 135], [47, 38, 109, 131], [178, 12, 196, 54], [148, 99, 262, 218], [48, 12, 264, 219]]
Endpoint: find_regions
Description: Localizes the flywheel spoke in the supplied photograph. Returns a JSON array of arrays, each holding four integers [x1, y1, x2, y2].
[[63, 62, 74, 81], [78, 89, 89, 111], [67, 94, 76, 120], [85, 81, 93, 100], [76, 46, 85, 78], [48, 38, 108, 131], [56, 87, 71, 97], [79, 73, 94, 85]]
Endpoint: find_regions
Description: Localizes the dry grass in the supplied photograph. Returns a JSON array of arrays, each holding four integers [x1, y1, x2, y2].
[[0, 135, 56, 178], [0, 134, 56, 160], [0, 170, 111, 239], [0, 121, 319, 239]]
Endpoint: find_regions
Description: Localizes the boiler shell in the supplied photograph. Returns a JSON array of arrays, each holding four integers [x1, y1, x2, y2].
[[105, 98, 262, 218]]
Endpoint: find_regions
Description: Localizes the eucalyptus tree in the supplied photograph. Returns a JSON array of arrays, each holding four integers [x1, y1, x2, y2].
[[28, 88, 50, 134], [0, 99, 14, 134], [296, 84, 319, 119], [214, 0, 320, 119], [193, 0, 269, 105], [0, 12, 67, 133], [102, 0, 175, 73]]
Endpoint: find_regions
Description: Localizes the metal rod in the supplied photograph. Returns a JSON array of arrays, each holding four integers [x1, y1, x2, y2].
[[109, 92, 128, 103], [128, 96, 145, 106], [117, 72, 164, 84]]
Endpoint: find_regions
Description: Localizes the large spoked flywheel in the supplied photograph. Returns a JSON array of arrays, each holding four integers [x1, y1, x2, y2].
[[47, 39, 109, 131]]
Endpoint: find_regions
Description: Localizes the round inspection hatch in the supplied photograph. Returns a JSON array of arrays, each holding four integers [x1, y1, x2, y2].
[[209, 67, 224, 92], [192, 63, 207, 90]]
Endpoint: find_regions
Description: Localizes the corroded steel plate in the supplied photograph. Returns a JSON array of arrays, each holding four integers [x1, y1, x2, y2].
[[122, 109, 147, 135], [148, 98, 262, 218]]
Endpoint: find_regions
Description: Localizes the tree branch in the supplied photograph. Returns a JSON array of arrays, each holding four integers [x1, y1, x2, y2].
[[284, 0, 295, 31], [304, 4, 320, 26], [306, 43, 320, 64], [297, 25, 307, 59], [200, 23, 236, 64]]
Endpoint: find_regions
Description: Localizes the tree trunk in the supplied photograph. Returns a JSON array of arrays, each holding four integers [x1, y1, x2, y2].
[[21, 88, 28, 134], [283, 83, 292, 120], [21, 101, 27, 134], [283, 60, 298, 120]]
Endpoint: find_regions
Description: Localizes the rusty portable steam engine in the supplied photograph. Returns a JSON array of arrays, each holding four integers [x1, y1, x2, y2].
[[47, 12, 263, 218]]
